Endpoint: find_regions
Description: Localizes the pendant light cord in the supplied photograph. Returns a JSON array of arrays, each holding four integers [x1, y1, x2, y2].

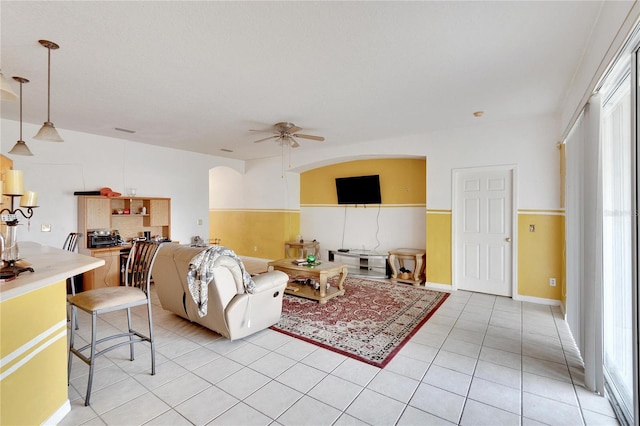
[[19, 81, 23, 140], [46, 47, 51, 122]]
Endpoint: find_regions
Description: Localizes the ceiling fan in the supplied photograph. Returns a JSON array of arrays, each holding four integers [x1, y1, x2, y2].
[[251, 122, 325, 148]]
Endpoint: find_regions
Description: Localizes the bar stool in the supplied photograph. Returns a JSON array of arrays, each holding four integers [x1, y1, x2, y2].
[[68, 241, 162, 406], [63, 232, 82, 329]]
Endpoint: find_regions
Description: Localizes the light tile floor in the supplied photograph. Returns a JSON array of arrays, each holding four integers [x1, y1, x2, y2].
[[62, 286, 621, 426]]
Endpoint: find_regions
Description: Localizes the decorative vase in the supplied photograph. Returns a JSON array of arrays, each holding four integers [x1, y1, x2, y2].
[[2, 225, 19, 262]]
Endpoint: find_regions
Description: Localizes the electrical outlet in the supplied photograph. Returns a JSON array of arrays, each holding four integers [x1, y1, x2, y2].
[[550, 278, 557, 287], [196, 219, 203, 225], [254, 246, 258, 252], [41, 224, 51, 232]]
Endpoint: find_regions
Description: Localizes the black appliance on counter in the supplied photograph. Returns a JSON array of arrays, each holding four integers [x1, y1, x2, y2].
[[88, 234, 119, 248]]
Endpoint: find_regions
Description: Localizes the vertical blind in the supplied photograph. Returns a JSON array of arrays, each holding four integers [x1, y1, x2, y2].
[[564, 17, 640, 426], [601, 73, 634, 423]]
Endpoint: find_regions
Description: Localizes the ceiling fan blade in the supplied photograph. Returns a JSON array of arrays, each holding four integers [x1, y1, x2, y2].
[[250, 129, 279, 134], [288, 125, 302, 133], [292, 133, 325, 141], [254, 135, 278, 143]]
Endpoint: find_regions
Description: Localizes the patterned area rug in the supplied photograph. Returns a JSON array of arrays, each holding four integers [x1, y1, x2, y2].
[[270, 276, 449, 368]]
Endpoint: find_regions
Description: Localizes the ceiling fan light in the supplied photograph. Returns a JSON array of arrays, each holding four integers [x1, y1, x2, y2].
[[34, 121, 63, 142], [0, 72, 18, 101], [9, 140, 34, 156]]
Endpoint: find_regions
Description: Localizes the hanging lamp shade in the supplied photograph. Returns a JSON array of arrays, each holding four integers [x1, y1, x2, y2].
[[0, 71, 18, 101], [9, 140, 33, 156], [33, 121, 63, 142], [9, 77, 34, 156], [33, 40, 63, 142]]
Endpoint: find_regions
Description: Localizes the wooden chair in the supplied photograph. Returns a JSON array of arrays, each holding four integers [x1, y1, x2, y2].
[[67, 241, 163, 406]]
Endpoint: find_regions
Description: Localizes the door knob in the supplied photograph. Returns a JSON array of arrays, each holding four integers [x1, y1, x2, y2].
[[505, 237, 512, 242]]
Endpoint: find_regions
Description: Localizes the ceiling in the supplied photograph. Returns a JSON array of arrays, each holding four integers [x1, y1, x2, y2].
[[0, 1, 606, 161]]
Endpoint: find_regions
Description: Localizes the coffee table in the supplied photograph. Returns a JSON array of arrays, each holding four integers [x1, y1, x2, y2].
[[267, 258, 348, 304]]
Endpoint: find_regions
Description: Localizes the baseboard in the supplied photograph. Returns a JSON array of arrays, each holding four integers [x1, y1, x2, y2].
[[43, 399, 70, 425], [513, 294, 562, 307], [423, 284, 563, 308], [424, 282, 453, 292]]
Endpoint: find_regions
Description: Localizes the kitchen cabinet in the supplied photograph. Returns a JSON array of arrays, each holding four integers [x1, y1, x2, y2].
[[77, 195, 171, 246], [148, 199, 170, 226], [84, 198, 111, 229], [77, 195, 171, 290], [83, 248, 121, 289]]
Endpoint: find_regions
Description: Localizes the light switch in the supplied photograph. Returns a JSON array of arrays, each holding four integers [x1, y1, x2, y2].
[[529, 224, 535, 232], [41, 224, 51, 232]]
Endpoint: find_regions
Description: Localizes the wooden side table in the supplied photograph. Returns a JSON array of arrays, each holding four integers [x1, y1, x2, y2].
[[285, 240, 320, 259], [268, 259, 347, 304], [388, 248, 426, 286]]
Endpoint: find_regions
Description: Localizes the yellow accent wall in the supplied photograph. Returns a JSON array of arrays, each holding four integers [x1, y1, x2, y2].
[[426, 211, 452, 286], [1, 281, 68, 426], [209, 209, 300, 259], [211, 158, 426, 260], [517, 212, 565, 300], [423, 210, 565, 302], [210, 157, 566, 303], [300, 158, 426, 205]]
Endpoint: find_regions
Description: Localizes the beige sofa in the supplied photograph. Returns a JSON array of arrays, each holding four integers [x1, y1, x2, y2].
[[152, 244, 288, 340]]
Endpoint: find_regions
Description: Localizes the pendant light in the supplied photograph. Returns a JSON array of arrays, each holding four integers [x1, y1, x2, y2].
[[0, 70, 18, 101], [9, 77, 34, 156], [33, 40, 63, 142]]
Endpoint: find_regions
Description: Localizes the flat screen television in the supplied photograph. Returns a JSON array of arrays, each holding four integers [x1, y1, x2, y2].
[[335, 175, 382, 205]]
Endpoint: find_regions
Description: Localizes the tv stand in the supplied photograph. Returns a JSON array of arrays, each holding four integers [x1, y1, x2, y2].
[[328, 249, 390, 279]]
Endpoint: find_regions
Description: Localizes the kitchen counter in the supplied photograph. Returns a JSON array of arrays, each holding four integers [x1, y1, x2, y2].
[[1, 241, 105, 302], [85, 243, 131, 254], [0, 241, 104, 425]]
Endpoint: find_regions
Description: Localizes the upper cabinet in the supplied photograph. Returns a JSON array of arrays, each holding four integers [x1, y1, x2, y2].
[[77, 195, 171, 250], [84, 197, 111, 230], [148, 199, 170, 227]]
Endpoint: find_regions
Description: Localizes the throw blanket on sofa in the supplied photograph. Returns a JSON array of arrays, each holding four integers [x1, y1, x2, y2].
[[187, 246, 256, 317]]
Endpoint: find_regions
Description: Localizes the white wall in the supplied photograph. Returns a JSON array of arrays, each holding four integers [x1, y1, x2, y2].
[[209, 166, 244, 209], [209, 157, 301, 212], [2, 119, 243, 249], [301, 206, 426, 258], [234, 114, 560, 257], [281, 114, 561, 212], [560, 1, 640, 138], [3, 113, 560, 254]]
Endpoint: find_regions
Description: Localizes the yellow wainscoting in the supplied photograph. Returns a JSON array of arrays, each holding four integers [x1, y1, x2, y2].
[[425, 209, 564, 302], [426, 210, 452, 286], [1, 281, 69, 426], [517, 211, 565, 300], [210, 209, 300, 259]]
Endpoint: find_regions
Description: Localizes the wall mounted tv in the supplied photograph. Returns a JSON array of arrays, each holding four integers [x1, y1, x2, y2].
[[335, 175, 382, 205]]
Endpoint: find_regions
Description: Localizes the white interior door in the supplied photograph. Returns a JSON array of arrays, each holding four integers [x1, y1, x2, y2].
[[453, 167, 515, 296]]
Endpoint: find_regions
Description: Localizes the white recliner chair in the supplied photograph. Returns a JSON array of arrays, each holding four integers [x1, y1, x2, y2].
[[152, 244, 288, 340]]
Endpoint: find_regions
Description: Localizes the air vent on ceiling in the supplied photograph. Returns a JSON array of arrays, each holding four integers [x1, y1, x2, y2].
[[114, 127, 136, 134]]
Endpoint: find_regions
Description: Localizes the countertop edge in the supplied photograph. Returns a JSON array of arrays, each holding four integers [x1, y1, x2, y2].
[[0, 242, 105, 302]]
